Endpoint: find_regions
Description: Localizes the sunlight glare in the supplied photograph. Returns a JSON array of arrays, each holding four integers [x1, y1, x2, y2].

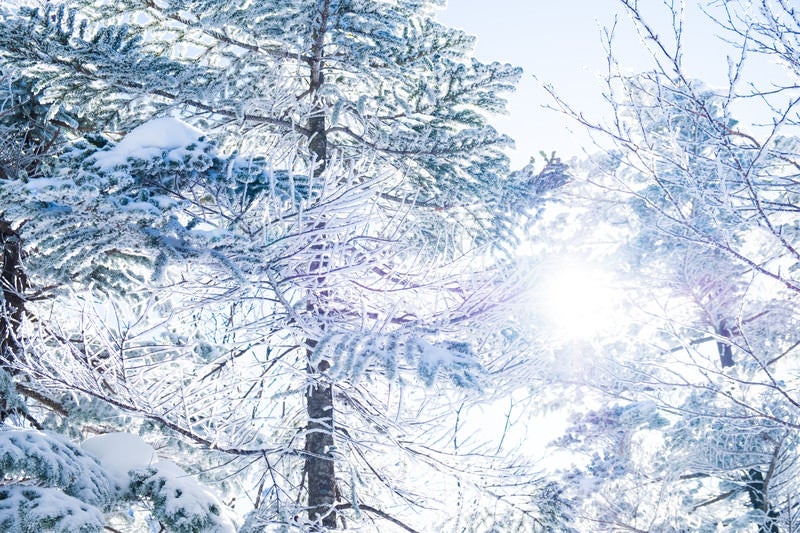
[[539, 263, 619, 340]]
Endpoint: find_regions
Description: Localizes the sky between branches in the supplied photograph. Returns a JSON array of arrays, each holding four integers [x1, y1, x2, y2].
[[437, 0, 790, 166]]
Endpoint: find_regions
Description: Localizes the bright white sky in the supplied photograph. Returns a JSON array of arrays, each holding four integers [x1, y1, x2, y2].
[[437, 0, 624, 165], [434, 1, 794, 346], [436, 1, 782, 167]]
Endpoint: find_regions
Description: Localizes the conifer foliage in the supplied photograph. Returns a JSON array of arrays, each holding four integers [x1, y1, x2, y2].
[[0, 1, 563, 531]]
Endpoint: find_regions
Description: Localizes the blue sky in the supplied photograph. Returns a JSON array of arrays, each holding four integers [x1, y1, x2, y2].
[[436, 1, 769, 166], [437, 1, 634, 164]]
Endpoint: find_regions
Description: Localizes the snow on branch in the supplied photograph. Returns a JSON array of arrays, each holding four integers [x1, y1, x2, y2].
[[311, 331, 483, 389]]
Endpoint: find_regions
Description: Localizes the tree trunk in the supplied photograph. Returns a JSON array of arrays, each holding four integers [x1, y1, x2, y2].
[[745, 469, 780, 533], [0, 221, 28, 424], [0, 221, 26, 369], [716, 322, 734, 368], [304, 1, 337, 528], [305, 356, 337, 528]]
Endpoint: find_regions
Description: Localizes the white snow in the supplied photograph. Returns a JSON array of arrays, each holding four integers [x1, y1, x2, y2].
[[417, 339, 460, 365], [147, 459, 229, 523], [81, 432, 158, 483], [93, 117, 205, 169], [118, 200, 161, 215], [0, 486, 106, 532], [82, 433, 236, 532], [23, 177, 73, 192]]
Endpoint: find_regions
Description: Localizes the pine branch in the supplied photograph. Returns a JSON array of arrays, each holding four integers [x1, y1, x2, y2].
[[140, 0, 313, 63], [15, 382, 68, 418], [335, 502, 421, 533]]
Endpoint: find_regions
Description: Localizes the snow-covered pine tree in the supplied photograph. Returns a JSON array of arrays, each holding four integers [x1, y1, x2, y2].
[[0, 1, 566, 531], [0, 71, 238, 533]]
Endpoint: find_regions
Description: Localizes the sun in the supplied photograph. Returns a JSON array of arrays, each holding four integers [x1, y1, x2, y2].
[[537, 262, 620, 340]]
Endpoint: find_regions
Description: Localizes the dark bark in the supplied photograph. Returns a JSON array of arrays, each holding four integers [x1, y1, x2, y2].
[[304, 1, 337, 528], [307, 0, 329, 177], [0, 221, 26, 369], [716, 322, 734, 368], [305, 357, 336, 528], [0, 221, 28, 424], [745, 469, 780, 533], [308, 113, 327, 177]]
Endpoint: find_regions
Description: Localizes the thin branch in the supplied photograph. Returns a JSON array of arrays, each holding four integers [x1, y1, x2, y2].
[[336, 503, 421, 533]]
